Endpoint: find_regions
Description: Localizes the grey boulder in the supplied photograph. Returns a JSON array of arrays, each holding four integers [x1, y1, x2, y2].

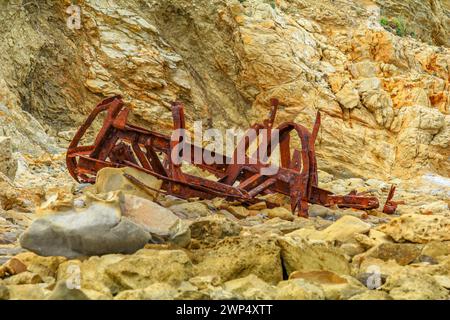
[[19, 201, 151, 258]]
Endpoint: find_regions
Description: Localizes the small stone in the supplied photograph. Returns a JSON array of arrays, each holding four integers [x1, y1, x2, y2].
[[0, 257, 27, 278], [169, 202, 213, 219], [308, 204, 334, 218], [47, 281, 90, 300], [13, 252, 65, 279], [313, 215, 371, 243], [1, 271, 43, 285], [260, 207, 294, 221], [119, 194, 190, 247], [227, 206, 249, 219]]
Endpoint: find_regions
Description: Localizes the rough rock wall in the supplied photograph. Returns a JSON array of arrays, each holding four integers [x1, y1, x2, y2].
[[0, 0, 448, 180]]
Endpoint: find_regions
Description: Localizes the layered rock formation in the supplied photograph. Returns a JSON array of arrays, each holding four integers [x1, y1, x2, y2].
[[0, 0, 448, 179], [0, 0, 449, 301]]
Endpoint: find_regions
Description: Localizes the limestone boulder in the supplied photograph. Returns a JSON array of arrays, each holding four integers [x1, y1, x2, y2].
[[1, 271, 44, 285], [277, 237, 351, 276], [246, 217, 311, 236], [421, 241, 450, 260], [193, 236, 283, 284], [377, 214, 450, 244], [289, 270, 367, 300], [88, 167, 162, 201], [189, 215, 242, 247], [47, 281, 90, 300], [353, 243, 423, 266], [307, 215, 371, 243], [222, 274, 277, 300], [349, 290, 393, 300], [0, 285, 9, 300], [169, 202, 213, 219], [260, 207, 294, 221], [5, 284, 51, 300], [13, 252, 66, 279], [114, 282, 178, 300], [104, 249, 194, 291], [56, 255, 125, 296], [381, 270, 449, 300], [276, 279, 325, 300]]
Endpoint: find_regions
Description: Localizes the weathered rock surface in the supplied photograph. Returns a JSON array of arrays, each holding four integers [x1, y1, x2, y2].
[[104, 249, 194, 291], [0, 0, 448, 180], [276, 279, 325, 300], [381, 270, 449, 300], [0, 137, 17, 180], [222, 274, 277, 300], [114, 282, 179, 300], [0, 0, 449, 301], [119, 193, 191, 247], [354, 243, 423, 266], [0, 285, 9, 300], [278, 237, 351, 276], [290, 270, 367, 300], [89, 167, 162, 201], [20, 200, 151, 258], [189, 215, 242, 247], [378, 214, 450, 243], [193, 236, 283, 284]]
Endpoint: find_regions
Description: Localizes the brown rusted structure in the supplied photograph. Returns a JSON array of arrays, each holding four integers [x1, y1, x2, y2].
[[67, 96, 397, 217]]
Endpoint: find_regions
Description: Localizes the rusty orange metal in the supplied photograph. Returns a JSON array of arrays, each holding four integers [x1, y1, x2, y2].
[[67, 96, 398, 217]]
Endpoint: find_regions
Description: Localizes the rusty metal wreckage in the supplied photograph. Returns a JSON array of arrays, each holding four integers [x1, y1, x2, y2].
[[66, 96, 399, 217]]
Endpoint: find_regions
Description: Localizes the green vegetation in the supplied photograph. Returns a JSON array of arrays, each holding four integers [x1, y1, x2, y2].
[[379, 16, 415, 38], [392, 17, 407, 37], [380, 17, 389, 26]]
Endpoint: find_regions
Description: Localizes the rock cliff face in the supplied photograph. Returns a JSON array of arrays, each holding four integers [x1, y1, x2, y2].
[[0, 0, 449, 300], [0, 0, 448, 180]]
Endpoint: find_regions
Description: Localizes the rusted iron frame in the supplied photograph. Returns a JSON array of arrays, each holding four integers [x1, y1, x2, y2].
[[66, 96, 397, 217]]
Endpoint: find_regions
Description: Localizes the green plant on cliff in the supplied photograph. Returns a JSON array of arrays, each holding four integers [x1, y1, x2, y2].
[[380, 16, 411, 38], [392, 17, 407, 37]]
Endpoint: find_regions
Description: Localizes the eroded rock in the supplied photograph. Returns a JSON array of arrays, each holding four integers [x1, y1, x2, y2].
[[378, 214, 450, 244], [193, 236, 283, 284]]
